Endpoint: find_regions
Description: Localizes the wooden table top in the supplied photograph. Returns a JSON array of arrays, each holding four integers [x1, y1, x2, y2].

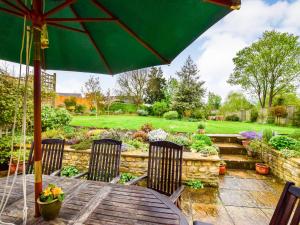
[[0, 175, 188, 225]]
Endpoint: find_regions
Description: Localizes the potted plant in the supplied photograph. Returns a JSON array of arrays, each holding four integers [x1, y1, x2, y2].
[[9, 151, 28, 174], [219, 161, 226, 175], [239, 131, 261, 147], [37, 184, 64, 221], [197, 122, 206, 134], [255, 163, 270, 175]]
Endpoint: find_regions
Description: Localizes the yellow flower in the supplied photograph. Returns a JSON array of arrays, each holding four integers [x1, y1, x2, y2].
[[43, 187, 52, 197], [51, 187, 63, 197]]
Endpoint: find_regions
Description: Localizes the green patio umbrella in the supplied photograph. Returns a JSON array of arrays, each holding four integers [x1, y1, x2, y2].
[[0, 0, 240, 217]]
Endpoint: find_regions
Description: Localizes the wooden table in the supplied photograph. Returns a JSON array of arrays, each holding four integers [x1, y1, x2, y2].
[[0, 175, 188, 225]]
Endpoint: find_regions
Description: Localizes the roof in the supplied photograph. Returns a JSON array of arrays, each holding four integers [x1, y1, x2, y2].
[[57, 93, 82, 98]]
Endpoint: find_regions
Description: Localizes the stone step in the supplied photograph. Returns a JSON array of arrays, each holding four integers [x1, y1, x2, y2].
[[215, 143, 247, 155], [220, 154, 262, 170], [208, 134, 241, 144]]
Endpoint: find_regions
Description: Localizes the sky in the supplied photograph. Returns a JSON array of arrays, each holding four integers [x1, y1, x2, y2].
[[1, 0, 300, 101]]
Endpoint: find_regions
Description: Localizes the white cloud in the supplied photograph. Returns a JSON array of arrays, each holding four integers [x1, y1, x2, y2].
[[195, 0, 300, 100]]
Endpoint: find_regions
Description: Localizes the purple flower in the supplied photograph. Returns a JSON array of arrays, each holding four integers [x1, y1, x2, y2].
[[240, 131, 261, 140]]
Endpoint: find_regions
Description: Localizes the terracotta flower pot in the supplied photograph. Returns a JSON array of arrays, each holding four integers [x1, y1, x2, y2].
[[9, 162, 26, 174], [255, 163, 270, 175], [219, 165, 226, 175], [37, 198, 62, 221]]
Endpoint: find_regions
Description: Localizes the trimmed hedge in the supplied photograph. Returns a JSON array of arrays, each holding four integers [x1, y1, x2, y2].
[[109, 102, 137, 114]]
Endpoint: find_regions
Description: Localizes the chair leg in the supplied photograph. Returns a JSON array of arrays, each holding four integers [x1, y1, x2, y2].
[[176, 196, 182, 209]]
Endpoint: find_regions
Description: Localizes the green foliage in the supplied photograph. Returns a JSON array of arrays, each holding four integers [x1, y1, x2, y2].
[[152, 101, 169, 116], [72, 140, 92, 150], [186, 180, 204, 189], [198, 121, 206, 129], [293, 107, 300, 127], [269, 136, 298, 150], [163, 111, 179, 120], [110, 102, 137, 114], [280, 149, 300, 158], [39, 184, 64, 203], [289, 130, 300, 141], [207, 92, 222, 111], [228, 31, 300, 108], [225, 115, 240, 121], [220, 92, 252, 114], [64, 97, 77, 112], [125, 139, 148, 151], [119, 173, 137, 184], [137, 109, 149, 116], [191, 109, 207, 120], [144, 67, 167, 104], [61, 166, 79, 177], [270, 106, 287, 118], [41, 106, 72, 131], [75, 104, 86, 114], [167, 135, 192, 147], [250, 108, 259, 122], [248, 139, 271, 154], [171, 56, 206, 116], [262, 129, 274, 142], [0, 136, 11, 164], [190, 134, 211, 145]]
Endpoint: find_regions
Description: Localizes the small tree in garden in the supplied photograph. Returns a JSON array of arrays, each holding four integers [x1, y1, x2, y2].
[[117, 68, 149, 106], [104, 89, 115, 115], [82, 76, 103, 116], [228, 31, 300, 108], [144, 67, 166, 104], [207, 92, 222, 112], [220, 91, 253, 115], [164, 78, 178, 105], [171, 56, 206, 117]]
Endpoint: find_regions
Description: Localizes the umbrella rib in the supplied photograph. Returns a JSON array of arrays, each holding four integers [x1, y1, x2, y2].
[[0, 6, 23, 18], [70, 5, 113, 75], [47, 22, 87, 34], [43, 0, 76, 18], [15, 0, 31, 15], [0, 0, 27, 15], [46, 18, 117, 22], [91, 0, 170, 64]]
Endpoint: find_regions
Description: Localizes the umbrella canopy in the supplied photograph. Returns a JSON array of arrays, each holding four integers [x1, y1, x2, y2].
[[0, 0, 240, 75]]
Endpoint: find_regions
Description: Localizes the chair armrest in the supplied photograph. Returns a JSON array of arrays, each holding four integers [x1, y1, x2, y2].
[[110, 175, 121, 184], [50, 169, 61, 176], [193, 221, 213, 225], [73, 172, 88, 179], [125, 174, 147, 185], [169, 185, 185, 203]]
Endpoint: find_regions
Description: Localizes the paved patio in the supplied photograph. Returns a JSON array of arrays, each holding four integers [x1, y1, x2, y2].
[[182, 169, 284, 225]]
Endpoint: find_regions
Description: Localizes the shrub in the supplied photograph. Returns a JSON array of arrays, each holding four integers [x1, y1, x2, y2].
[[124, 139, 148, 152], [163, 111, 178, 120], [0, 136, 11, 164], [191, 109, 206, 120], [72, 140, 92, 150], [42, 129, 65, 139], [110, 102, 137, 114], [140, 123, 153, 133], [61, 166, 79, 177], [41, 106, 72, 131], [132, 131, 148, 142], [152, 101, 169, 116], [198, 121, 206, 129], [114, 109, 123, 115], [74, 104, 86, 114], [269, 136, 298, 150], [225, 115, 239, 121], [186, 180, 204, 189], [192, 134, 212, 146], [270, 106, 287, 118], [191, 143, 218, 155], [250, 108, 259, 122], [137, 109, 149, 116], [119, 173, 137, 184], [280, 148, 300, 158], [248, 139, 271, 155], [167, 135, 192, 147], [148, 129, 168, 142], [191, 140, 207, 151], [267, 116, 275, 124], [262, 129, 274, 142]]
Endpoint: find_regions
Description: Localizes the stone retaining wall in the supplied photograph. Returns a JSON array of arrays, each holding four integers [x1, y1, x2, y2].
[[261, 149, 300, 186], [63, 146, 221, 187]]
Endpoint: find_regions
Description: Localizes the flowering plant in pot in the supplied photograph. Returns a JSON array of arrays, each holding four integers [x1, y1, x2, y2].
[[197, 121, 206, 134], [239, 131, 261, 147], [37, 184, 64, 221]]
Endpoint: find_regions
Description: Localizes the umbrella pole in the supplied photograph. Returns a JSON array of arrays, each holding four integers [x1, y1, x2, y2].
[[32, 0, 43, 217]]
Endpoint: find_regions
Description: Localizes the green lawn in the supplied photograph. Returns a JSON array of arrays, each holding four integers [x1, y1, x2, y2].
[[70, 115, 298, 134]]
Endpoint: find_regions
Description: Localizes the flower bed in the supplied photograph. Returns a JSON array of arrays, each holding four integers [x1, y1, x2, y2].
[[62, 146, 221, 187]]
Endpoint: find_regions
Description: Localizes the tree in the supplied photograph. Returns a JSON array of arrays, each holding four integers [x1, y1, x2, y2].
[[117, 68, 149, 106], [104, 89, 115, 115], [144, 67, 166, 104], [207, 92, 222, 111], [164, 78, 178, 105], [228, 31, 300, 108], [171, 56, 206, 116], [82, 76, 103, 116], [220, 91, 253, 114]]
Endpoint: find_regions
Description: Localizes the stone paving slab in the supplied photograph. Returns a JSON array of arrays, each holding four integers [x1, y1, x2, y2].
[[182, 169, 284, 225]]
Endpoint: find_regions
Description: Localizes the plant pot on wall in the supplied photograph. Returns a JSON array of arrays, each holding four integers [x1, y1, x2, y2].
[[255, 163, 270, 175]]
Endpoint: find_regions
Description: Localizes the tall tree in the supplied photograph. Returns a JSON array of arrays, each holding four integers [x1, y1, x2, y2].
[[228, 31, 300, 108], [207, 92, 222, 111], [82, 76, 103, 116], [220, 91, 253, 114], [144, 67, 166, 103], [172, 56, 206, 116], [117, 68, 149, 106]]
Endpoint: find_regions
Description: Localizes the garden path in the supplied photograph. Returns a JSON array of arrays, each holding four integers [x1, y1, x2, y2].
[[182, 169, 284, 225]]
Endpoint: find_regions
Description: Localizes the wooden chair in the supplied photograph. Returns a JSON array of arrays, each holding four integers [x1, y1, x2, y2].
[[269, 181, 300, 225], [26, 138, 65, 176], [127, 141, 185, 204], [75, 139, 122, 184], [194, 181, 300, 225]]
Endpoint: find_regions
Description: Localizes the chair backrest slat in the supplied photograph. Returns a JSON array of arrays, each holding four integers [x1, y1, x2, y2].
[[269, 182, 300, 225], [87, 139, 122, 182], [147, 141, 183, 196], [26, 139, 65, 175]]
